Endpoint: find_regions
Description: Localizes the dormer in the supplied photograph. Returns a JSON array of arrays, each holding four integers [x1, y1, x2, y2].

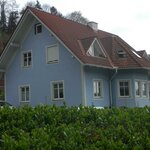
[[87, 38, 106, 58], [116, 48, 127, 58]]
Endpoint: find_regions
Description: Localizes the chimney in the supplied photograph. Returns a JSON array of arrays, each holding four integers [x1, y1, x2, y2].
[[87, 21, 98, 31]]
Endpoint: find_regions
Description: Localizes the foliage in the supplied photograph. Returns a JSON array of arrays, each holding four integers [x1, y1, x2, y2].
[[66, 11, 89, 25], [0, 105, 150, 149]]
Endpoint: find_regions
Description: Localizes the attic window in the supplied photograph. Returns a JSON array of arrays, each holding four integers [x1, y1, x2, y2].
[[117, 49, 127, 58], [88, 39, 105, 58], [35, 23, 42, 34]]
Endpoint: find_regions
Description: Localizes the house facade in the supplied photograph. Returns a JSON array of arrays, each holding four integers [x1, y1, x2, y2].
[[0, 7, 150, 107]]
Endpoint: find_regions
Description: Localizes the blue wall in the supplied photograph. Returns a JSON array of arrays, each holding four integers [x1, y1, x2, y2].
[[84, 66, 110, 107], [112, 69, 150, 107], [5, 19, 82, 107]]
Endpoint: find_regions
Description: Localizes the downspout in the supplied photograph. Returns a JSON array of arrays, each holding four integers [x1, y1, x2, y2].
[[109, 68, 118, 108]]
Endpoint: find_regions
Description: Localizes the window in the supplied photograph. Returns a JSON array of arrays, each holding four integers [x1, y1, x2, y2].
[[35, 23, 42, 34], [116, 49, 127, 58], [51, 81, 64, 100], [93, 80, 103, 98], [135, 80, 148, 98], [141, 81, 147, 97], [118, 80, 130, 97], [20, 86, 30, 102], [46, 44, 59, 63], [135, 81, 140, 97], [22, 51, 32, 67], [88, 39, 105, 58]]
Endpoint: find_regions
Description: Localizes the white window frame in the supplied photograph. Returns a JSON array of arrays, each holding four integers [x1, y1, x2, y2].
[[93, 79, 103, 99], [22, 50, 32, 68], [19, 85, 30, 103], [87, 38, 106, 58], [51, 81, 65, 101], [46, 44, 59, 64], [135, 80, 141, 97], [141, 81, 148, 98], [35, 23, 42, 34], [135, 80, 148, 98], [118, 80, 131, 98], [148, 82, 150, 100]]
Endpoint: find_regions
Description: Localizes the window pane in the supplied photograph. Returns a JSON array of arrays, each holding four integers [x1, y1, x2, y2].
[[21, 87, 25, 101], [59, 89, 64, 98], [53, 83, 58, 89], [135, 81, 140, 96], [120, 87, 124, 96], [142, 82, 147, 96], [54, 89, 58, 99]]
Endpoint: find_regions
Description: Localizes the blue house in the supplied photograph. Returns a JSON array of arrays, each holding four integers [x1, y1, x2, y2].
[[0, 7, 150, 107]]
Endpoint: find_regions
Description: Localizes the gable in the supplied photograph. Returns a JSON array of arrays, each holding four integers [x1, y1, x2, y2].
[[87, 38, 106, 58]]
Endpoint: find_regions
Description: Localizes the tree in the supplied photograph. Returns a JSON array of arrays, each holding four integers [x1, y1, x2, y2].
[[20, 1, 36, 15], [50, 6, 62, 16], [66, 11, 89, 25], [8, 10, 18, 32], [0, 0, 7, 31], [35, 0, 42, 9], [42, 4, 51, 13]]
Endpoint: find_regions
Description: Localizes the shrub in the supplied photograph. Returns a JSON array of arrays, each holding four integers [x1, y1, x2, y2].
[[0, 105, 150, 149]]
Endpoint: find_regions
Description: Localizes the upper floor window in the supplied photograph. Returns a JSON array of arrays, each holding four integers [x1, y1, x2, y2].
[[118, 80, 130, 97], [93, 80, 103, 99], [116, 49, 127, 58], [35, 23, 42, 34], [22, 51, 32, 68], [46, 44, 59, 64], [88, 39, 106, 58]]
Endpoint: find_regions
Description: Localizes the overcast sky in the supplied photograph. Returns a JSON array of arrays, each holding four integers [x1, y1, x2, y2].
[[16, 0, 150, 53]]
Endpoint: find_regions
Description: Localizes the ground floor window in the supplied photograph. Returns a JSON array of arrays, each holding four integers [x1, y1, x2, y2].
[[19, 85, 30, 102], [51, 81, 64, 100], [118, 80, 130, 97], [135, 80, 148, 98], [93, 80, 103, 99]]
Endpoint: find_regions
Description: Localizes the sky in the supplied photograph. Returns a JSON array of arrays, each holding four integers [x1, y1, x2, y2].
[[16, 0, 150, 53]]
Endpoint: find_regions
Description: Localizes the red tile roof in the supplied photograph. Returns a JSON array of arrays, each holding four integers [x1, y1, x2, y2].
[[29, 7, 150, 69]]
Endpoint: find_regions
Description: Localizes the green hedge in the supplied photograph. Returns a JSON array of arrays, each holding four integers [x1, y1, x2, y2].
[[0, 105, 150, 149]]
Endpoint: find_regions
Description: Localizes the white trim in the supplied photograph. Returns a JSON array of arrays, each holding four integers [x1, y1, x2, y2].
[[135, 80, 141, 97], [4, 73, 7, 102], [45, 44, 59, 64], [50, 80, 65, 101], [18, 84, 31, 103], [81, 65, 87, 106], [35, 23, 42, 34], [117, 79, 131, 98], [29, 9, 83, 65], [87, 38, 106, 58], [21, 50, 33, 68], [93, 79, 103, 99], [134, 79, 148, 98], [0, 10, 31, 64]]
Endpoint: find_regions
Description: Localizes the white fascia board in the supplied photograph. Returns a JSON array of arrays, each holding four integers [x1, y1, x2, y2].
[[0, 10, 30, 64], [86, 37, 107, 57], [29, 10, 83, 65]]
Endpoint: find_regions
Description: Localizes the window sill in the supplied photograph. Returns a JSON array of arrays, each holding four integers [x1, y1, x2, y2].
[[52, 98, 64, 101]]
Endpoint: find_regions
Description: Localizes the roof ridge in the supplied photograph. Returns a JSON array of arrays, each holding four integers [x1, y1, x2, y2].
[[28, 6, 91, 28]]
